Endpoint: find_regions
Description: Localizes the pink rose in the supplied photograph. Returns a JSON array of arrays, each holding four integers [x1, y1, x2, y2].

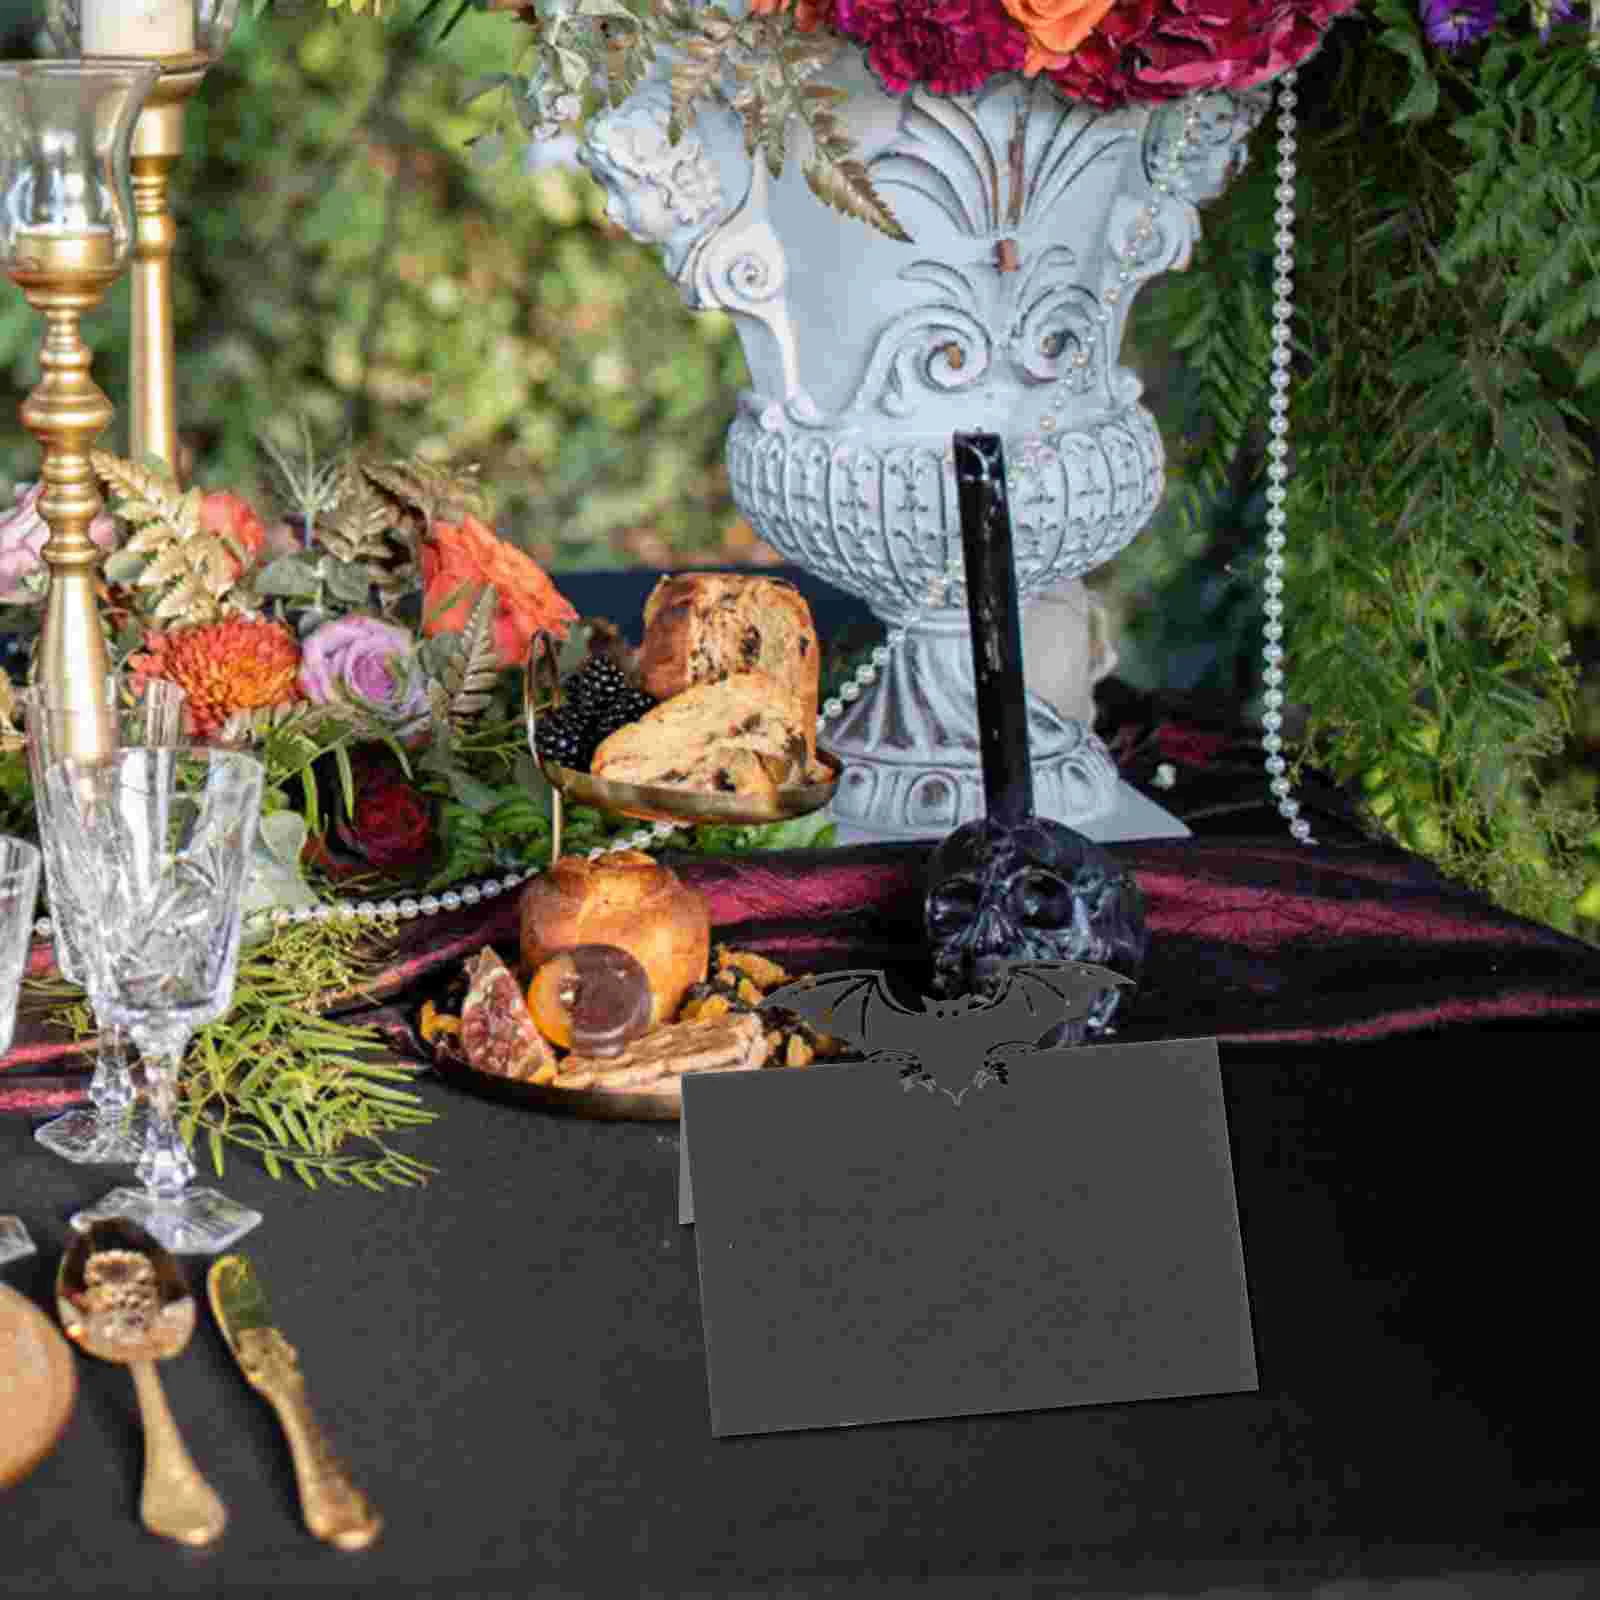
[[0, 483, 118, 605], [299, 615, 430, 729]]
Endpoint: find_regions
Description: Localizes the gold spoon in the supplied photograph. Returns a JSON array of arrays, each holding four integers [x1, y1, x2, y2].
[[56, 1219, 227, 1546]]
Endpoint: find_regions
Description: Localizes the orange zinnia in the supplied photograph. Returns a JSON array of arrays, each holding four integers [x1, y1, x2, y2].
[[129, 618, 302, 740], [421, 514, 577, 669]]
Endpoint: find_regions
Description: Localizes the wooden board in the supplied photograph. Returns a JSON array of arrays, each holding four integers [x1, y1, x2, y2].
[[0, 1284, 77, 1493]]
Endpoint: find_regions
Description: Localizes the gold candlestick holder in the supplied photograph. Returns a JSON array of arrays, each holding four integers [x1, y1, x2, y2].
[[1, 60, 162, 763], [127, 51, 211, 482], [14, 233, 121, 763]]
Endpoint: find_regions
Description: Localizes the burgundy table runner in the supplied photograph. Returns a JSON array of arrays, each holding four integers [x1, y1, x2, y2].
[[6, 693, 1596, 1114]]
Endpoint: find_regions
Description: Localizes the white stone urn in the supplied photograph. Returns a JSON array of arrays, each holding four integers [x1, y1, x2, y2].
[[578, 49, 1267, 842]]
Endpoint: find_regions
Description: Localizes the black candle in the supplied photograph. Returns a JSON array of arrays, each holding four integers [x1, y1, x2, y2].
[[951, 431, 1033, 830]]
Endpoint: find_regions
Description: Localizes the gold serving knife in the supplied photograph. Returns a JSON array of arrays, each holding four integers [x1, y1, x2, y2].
[[207, 1254, 382, 1551]]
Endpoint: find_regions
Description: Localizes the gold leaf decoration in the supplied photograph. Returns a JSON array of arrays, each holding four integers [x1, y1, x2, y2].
[[358, 455, 488, 533], [318, 465, 416, 610], [444, 584, 501, 726], [804, 153, 912, 245], [92, 450, 240, 627], [214, 698, 322, 748], [0, 667, 20, 755], [92, 450, 180, 516]]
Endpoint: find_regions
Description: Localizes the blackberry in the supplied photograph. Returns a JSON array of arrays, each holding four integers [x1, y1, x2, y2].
[[593, 686, 658, 742], [564, 656, 631, 719], [535, 705, 595, 771]]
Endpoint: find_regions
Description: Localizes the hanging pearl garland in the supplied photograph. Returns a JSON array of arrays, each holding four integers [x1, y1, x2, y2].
[[1262, 71, 1315, 846]]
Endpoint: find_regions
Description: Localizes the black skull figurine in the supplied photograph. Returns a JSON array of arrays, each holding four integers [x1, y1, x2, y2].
[[925, 433, 1150, 1041], [925, 816, 1149, 1041]]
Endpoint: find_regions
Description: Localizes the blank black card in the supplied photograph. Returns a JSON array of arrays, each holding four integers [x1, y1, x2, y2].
[[682, 1036, 1256, 1437]]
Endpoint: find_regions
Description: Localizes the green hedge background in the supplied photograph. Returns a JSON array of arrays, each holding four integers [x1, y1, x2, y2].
[[1, 2, 1594, 940]]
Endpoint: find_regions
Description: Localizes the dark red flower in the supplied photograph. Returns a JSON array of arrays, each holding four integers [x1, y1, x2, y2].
[[834, 0, 1026, 95], [332, 747, 435, 872], [1045, 0, 1358, 108]]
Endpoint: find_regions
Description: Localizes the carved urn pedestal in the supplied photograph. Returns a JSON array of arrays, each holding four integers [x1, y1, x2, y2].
[[579, 52, 1266, 844]]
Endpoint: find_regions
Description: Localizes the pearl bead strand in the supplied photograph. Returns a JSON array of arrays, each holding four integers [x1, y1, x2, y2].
[[1263, 72, 1315, 846]]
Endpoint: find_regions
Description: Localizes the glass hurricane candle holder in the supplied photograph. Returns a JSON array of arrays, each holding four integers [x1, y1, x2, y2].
[[0, 60, 160, 770], [46, 747, 266, 1255], [47, 2, 244, 480]]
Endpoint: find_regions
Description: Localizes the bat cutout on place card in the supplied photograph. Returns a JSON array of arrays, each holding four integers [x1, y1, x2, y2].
[[761, 960, 1136, 1107]]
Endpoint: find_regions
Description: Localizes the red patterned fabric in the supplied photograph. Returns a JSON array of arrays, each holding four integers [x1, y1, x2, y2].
[[6, 696, 1596, 1114]]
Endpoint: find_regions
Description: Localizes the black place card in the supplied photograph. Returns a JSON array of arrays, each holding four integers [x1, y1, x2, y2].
[[681, 1035, 1256, 1437]]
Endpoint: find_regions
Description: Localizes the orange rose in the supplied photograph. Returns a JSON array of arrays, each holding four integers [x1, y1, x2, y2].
[[421, 514, 577, 669], [744, 0, 831, 27], [199, 490, 267, 579], [999, 0, 1119, 74]]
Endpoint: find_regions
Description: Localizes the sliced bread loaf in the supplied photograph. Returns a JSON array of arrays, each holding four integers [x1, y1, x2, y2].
[[636, 573, 820, 755], [590, 672, 813, 801]]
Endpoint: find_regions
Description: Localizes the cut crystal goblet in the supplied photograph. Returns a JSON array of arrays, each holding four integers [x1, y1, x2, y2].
[[21, 679, 188, 1165], [46, 747, 265, 1254]]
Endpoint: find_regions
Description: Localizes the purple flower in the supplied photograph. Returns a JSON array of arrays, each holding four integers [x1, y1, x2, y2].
[[1419, 0, 1498, 49], [299, 615, 429, 730], [1537, 0, 1575, 40]]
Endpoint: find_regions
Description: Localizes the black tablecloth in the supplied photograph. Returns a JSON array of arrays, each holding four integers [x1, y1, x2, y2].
[[4, 565, 1598, 1592], [3, 1030, 1598, 1598]]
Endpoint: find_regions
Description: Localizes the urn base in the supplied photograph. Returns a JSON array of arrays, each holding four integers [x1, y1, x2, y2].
[[827, 779, 1190, 846]]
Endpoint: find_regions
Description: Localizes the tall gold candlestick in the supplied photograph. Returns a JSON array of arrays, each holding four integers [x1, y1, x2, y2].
[[125, 51, 209, 482], [12, 231, 122, 764]]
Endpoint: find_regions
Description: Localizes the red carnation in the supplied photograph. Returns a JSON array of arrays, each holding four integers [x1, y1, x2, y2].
[[834, 0, 1027, 96]]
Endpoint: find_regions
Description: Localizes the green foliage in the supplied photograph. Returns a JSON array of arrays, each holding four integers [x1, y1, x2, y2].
[[36, 918, 439, 1189], [0, 4, 748, 571], [1121, 14, 1600, 941]]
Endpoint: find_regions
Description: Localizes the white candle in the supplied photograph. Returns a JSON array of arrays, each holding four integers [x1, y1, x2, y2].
[[82, 1, 195, 56]]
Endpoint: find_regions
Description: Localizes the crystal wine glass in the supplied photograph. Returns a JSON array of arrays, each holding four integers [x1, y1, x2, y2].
[[0, 836, 41, 1268], [46, 747, 265, 1254], [0, 835, 41, 1057], [20, 678, 188, 1165]]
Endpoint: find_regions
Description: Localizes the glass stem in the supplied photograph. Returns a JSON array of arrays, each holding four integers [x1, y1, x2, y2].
[[87, 1018, 135, 1119], [134, 1026, 195, 1201]]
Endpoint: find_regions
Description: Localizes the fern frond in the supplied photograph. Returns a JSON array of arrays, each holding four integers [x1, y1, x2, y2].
[[359, 455, 488, 531], [91, 451, 184, 518], [444, 585, 501, 725]]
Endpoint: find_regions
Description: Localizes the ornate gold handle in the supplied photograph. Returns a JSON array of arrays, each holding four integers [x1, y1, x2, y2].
[[128, 1359, 227, 1546], [239, 1328, 381, 1551]]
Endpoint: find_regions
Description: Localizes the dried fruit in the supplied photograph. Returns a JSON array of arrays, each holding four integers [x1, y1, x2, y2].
[[419, 999, 460, 1044], [460, 947, 557, 1084], [715, 946, 790, 989]]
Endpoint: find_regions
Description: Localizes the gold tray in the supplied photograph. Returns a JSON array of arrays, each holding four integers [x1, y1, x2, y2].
[[430, 1044, 684, 1122], [525, 629, 840, 832]]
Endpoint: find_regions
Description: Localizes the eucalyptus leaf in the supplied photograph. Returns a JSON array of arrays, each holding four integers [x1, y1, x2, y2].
[[102, 549, 147, 585], [323, 559, 376, 605], [254, 553, 324, 598], [444, 767, 503, 814]]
